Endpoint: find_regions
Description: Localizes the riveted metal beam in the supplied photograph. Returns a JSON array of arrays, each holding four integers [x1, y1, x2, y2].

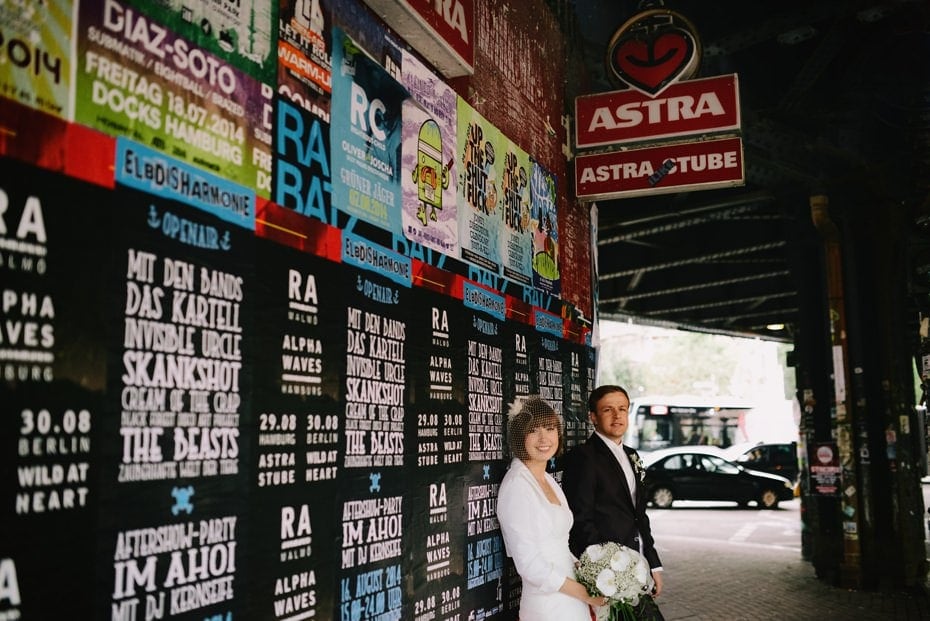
[[599, 241, 788, 280], [638, 290, 797, 316], [600, 270, 792, 304]]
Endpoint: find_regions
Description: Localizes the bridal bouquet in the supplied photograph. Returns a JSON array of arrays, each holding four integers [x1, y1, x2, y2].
[[575, 542, 659, 621]]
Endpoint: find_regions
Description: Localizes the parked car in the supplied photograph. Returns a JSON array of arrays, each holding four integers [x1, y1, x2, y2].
[[724, 441, 800, 485], [642, 446, 795, 509]]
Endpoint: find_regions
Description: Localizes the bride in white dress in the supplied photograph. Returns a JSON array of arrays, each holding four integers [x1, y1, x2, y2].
[[497, 396, 607, 620]]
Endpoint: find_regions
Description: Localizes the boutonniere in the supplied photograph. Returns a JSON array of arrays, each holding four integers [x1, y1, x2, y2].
[[630, 452, 646, 482]]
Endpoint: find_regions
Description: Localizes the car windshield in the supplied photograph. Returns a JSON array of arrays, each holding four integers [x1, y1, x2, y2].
[[701, 455, 740, 474], [653, 452, 741, 474]]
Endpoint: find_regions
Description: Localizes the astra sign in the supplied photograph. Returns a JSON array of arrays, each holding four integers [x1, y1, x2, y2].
[[574, 136, 744, 200], [575, 74, 740, 148], [574, 6, 743, 199]]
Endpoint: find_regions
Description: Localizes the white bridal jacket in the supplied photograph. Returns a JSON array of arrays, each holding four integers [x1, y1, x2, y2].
[[496, 458, 592, 620]]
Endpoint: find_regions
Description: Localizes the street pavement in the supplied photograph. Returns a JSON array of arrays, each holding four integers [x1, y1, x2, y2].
[[649, 498, 930, 620]]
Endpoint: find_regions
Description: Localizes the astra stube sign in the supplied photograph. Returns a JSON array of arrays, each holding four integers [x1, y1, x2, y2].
[[575, 74, 740, 149], [574, 136, 744, 200]]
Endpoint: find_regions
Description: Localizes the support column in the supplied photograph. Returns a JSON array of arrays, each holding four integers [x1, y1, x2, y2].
[[810, 194, 863, 588], [860, 196, 926, 588], [789, 191, 842, 581]]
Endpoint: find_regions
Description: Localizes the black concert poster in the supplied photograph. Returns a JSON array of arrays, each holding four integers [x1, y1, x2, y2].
[[462, 282, 505, 466], [406, 469, 467, 621], [459, 280, 507, 619], [563, 340, 594, 450], [340, 234, 411, 473], [247, 234, 345, 620], [407, 286, 467, 470], [97, 185, 254, 620], [334, 235, 412, 614], [406, 286, 468, 618], [0, 159, 110, 619], [501, 318, 540, 458], [335, 471, 408, 621], [462, 460, 506, 620], [534, 321, 565, 420], [503, 557, 522, 620]]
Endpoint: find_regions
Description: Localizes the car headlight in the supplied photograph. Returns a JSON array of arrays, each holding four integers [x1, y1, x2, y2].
[[784, 481, 793, 490]]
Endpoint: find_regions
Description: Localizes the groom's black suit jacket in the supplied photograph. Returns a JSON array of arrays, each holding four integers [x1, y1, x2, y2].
[[561, 433, 662, 569]]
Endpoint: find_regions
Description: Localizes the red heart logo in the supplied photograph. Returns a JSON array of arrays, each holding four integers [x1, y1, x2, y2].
[[610, 29, 696, 96]]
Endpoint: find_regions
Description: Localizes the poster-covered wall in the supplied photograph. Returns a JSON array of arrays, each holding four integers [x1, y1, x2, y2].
[[0, 1, 593, 619], [0, 156, 593, 620]]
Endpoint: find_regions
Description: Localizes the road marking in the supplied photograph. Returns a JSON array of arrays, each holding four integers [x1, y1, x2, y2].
[[730, 523, 756, 543], [658, 533, 801, 553]]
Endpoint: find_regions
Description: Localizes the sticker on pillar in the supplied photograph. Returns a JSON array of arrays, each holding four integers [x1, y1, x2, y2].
[[831, 344, 846, 403], [811, 442, 839, 496]]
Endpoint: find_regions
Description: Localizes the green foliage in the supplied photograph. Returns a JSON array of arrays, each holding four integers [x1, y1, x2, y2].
[[596, 324, 792, 400]]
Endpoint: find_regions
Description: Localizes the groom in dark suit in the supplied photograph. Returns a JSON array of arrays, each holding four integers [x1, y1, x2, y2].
[[562, 384, 664, 598]]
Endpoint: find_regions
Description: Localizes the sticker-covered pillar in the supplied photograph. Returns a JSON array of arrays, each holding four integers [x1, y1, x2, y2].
[[810, 193, 862, 588]]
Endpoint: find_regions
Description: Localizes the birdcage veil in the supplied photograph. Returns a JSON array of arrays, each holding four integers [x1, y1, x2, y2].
[[506, 395, 564, 461]]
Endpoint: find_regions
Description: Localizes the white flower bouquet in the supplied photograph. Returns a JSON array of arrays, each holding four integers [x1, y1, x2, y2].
[[575, 542, 658, 621]]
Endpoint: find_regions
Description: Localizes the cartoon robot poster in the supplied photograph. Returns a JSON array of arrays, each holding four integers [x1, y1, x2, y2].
[[401, 50, 459, 258], [456, 98, 502, 274]]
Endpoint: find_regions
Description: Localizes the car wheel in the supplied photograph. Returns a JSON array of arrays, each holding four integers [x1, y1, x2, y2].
[[652, 487, 674, 509], [758, 488, 779, 509]]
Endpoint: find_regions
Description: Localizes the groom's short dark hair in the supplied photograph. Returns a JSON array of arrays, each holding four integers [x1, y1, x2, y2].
[[588, 385, 630, 413]]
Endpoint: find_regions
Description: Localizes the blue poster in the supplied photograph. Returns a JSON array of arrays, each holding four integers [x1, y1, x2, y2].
[[331, 28, 407, 235], [530, 160, 561, 297]]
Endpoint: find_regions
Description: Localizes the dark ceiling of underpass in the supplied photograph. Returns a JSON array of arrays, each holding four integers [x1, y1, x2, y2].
[[570, 0, 930, 342]]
